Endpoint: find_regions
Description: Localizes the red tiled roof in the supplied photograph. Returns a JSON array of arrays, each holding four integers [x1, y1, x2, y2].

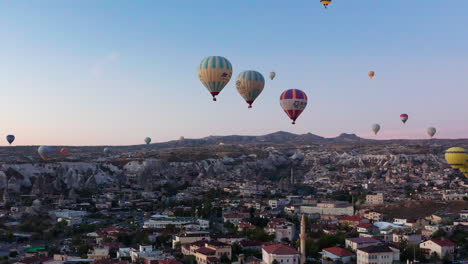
[[340, 216, 363, 222], [206, 257, 219, 263], [262, 244, 299, 255], [94, 260, 129, 264], [356, 223, 373, 229], [18, 256, 51, 264], [431, 239, 456, 247], [158, 259, 182, 264], [323, 247, 354, 257], [223, 214, 244, 219]]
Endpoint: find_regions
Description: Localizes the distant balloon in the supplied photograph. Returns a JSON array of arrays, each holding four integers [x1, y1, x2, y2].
[[179, 136, 185, 141], [400, 114, 409, 124], [60, 148, 69, 155], [280, 89, 308, 124], [269, 72, 276, 80], [368, 71, 375, 79], [103, 147, 111, 154], [427, 127, 436, 138], [236, 70, 265, 108], [444, 147, 467, 170], [371, 124, 381, 135], [198, 56, 233, 101], [320, 0, 331, 8], [144, 137, 151, 145], [38, 146, 53, 160], [6, 135, 15, 145]]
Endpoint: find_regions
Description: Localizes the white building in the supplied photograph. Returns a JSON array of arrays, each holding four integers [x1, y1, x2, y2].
[[356, 245, 399, 264], [262, 244, 300, 264], [50, 209, 89, 219], [419, 239, 455, 259], [345, 237, 380, 252], [300, 201, 353, 216], [266, 219, 295, 242], [130, 245, 166, 263], [172, 231, 210, 248], [143, 215, 209, 230]]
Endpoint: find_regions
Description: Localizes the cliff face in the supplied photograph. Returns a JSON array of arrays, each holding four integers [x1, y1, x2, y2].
[[0, 144, 450, 195]]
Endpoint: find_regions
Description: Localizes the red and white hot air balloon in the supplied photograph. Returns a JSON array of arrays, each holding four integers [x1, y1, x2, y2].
[[279, 89, 308, 124], [400, 114, 409, 124]]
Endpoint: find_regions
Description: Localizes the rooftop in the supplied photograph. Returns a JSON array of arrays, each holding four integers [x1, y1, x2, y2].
[[323, 247, 354, 257], [263, 244, 299, 255]]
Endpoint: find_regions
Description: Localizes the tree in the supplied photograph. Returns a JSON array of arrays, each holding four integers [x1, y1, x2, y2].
[[432, 229, 447, 239], [220, 254, 231, 264]]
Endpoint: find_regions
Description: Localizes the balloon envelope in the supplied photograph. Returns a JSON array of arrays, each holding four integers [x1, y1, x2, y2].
[[6, 135, 15, 145], [320, 0, 331, 8], [236, 71, 265, 108], [179, 136, 185, 141], [444, 147, 467, 170], [368, 71, 375, 79], [372, 124, 381, 135], [269, 72, 276, 80], [60, 148, 69, 155], [280, 89, 308, 124], [427, 127, 436, 138], [38, 146, 53, 160], [144, 137, 151, 145], [197, 56, 233, 101], [400, 114, 408, 124], [103, 147, 111, 154]]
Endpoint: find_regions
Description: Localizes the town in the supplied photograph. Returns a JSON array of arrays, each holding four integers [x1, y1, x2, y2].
[[1, 134, 467, 264]]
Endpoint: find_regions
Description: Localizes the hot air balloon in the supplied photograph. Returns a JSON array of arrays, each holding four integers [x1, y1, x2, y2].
[[427, 127, 436, 138], [103, 147, 111, 154], [400, 114, 409, 124], [444, 147, 467, 170], [6, 135, 15, 145], [198, 56, 233, 101], [368, 71, 375, 79], [38, 146, 53, 160], [280, 89, 308, 124], [236, 71, 265, 108], [269, 72, 276, 80], [372, 124, 381, 135], [144, 137, 151, 145], [459, 164, 468, 179], [179, 136, 185, 141], [60, 148, 69, 155], [320, 0, 331, 8]]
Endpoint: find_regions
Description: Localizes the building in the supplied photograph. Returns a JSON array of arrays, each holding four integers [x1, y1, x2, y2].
[[87, 248, 109, 260], [321, 247, 354, 264], [129, 246, 166, 263], [223, 214, 245, 225], [300, 201, 353, 216], [356, 245, 400, 264], [261, 244, 300, 264], [459, 209, 468, 220], [366, 194, 384, 205], [143, 215, 209, 230], [266, 218, 295, 242], [392, 232, 421, 245], [192, 241, 232, 264], [172, 231, 210, 248], [419, 239, 455, 259], [345, 237, 380, 252]]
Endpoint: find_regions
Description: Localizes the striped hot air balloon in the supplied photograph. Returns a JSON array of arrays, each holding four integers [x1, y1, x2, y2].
[[280, 89, 308, 124], [427, 127, 437, 138], [320, 0, 331, 8], [198, 56, 233, 101], [236, 71, 265, 108], [444, 147, 467, 170], [400, 114, 409, 124]]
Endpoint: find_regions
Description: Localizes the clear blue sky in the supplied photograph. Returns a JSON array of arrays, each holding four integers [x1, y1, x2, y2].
[[0, 0, 467, 145]]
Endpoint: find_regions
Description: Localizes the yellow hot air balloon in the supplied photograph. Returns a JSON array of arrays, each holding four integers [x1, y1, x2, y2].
[[320, 0, 331, 8], [444, 147, 468, 169], [198, 56, 233, 101], [368, 71, 375, 79], [460, 164, 468, 179]]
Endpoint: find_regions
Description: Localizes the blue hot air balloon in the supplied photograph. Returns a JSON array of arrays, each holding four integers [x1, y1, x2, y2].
[[6, 135, 15, 145]]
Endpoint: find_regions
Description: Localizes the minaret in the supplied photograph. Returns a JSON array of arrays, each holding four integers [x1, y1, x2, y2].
[[300, 215, 306, 264], [290, 167, 294, 185]]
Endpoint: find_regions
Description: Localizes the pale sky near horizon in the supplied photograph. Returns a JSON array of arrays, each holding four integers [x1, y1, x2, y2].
[[0, 0, 467, 146]]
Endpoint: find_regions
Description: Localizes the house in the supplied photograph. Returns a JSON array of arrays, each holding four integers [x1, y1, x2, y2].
[[239, 240, 264, 252], [321, 247, 355, 264], [425, 213, 454, 225], [266, 218, 295, 242], [223, 214, 245, 225], [345, 237, 380, 251], [459, 209, 468, 220], [88, 248, 110, 260], [193, 241, 232, 264], [419, 239, 456, 259], [392, 232, 421, 245], [356, 245, 400, 264], [93, 260, 129, 264], [356, 223, 375, 234], [363, 211, 384, 222], [143, 215, 209, 230], [339, 216, 369, 227], [238, 222, 256, 232], [172, 231, 210, 248], [130, 246, 166, 263], [261, 244, 300, 264]]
